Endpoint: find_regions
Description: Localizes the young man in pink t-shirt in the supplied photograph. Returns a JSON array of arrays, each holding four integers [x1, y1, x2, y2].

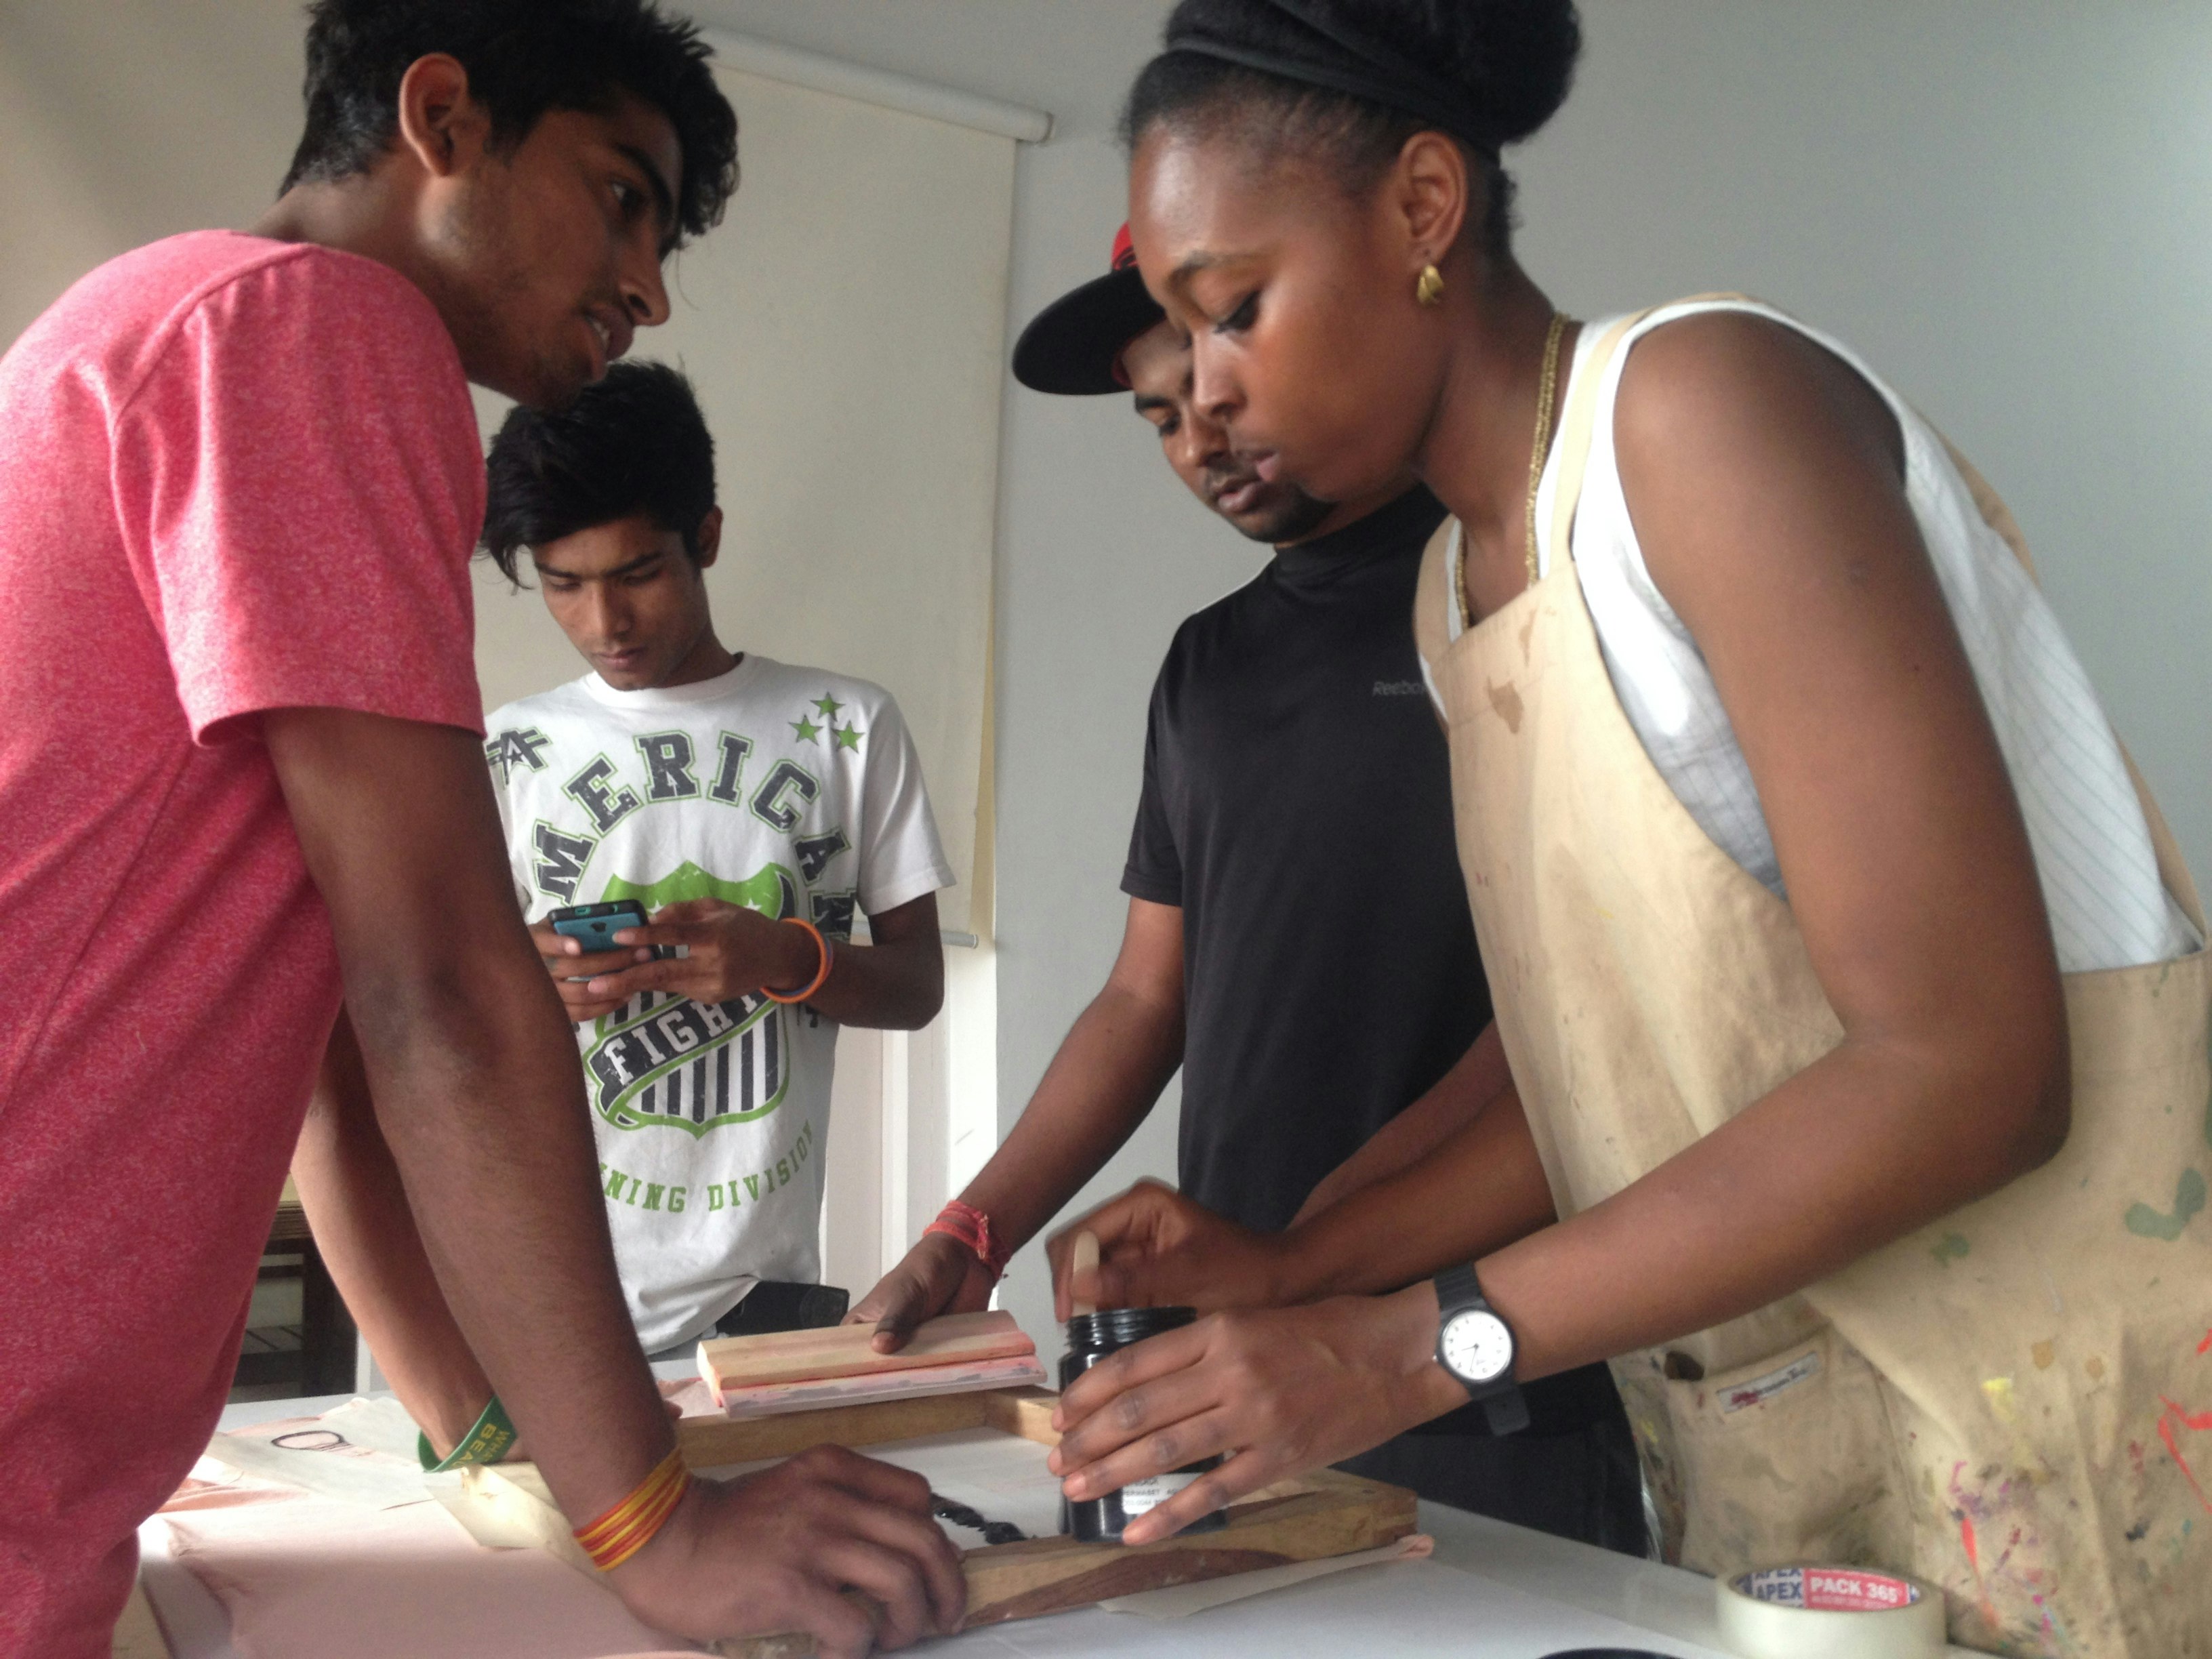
[[0, 5, 960, 1656]]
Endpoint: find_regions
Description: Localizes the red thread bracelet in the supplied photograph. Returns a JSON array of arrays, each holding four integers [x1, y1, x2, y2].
[[925, 1198, 1012, 1280], [763, 918, 833, 1004]]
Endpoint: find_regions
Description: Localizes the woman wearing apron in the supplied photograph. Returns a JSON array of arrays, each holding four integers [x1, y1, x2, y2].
[[1044, 3, 2211, 1654]]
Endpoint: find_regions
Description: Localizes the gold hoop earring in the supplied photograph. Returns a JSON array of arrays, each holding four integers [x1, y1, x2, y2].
[[1416, 264, 1446, 308]]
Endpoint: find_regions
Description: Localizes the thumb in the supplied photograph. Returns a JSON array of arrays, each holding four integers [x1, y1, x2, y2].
[[867, 1272, 939, 1354]]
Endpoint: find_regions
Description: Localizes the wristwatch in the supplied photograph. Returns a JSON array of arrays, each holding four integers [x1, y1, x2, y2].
[[1433, 1263, 1530, 1436]]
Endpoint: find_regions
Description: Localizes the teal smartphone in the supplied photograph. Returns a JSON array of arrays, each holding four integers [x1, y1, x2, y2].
[[546, 899, 673, 958]]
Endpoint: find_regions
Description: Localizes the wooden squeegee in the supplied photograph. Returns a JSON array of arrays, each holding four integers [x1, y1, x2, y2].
[[698, 1309, 1044, 1410]]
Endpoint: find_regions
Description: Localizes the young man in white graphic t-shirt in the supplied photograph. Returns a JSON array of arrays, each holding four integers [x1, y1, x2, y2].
[[478, 361, 953, 1354]]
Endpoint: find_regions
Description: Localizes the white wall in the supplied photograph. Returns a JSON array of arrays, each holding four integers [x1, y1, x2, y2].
[[0, 0, 304, 344]]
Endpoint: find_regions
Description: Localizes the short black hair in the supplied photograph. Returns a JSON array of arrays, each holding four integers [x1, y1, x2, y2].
[[281, 0, 739, 247], [482, 360, 716, 583], [1122, 0, 1581, 258]]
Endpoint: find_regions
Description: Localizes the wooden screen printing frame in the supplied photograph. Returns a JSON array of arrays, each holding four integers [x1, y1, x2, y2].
[[453, 1385, 1418, 1657]]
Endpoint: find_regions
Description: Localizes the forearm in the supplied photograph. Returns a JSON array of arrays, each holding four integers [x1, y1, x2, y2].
[[291, 1011, 493, 1455], [1277, 1078, 1555, 1302], [353, 958, 672, 1521], [1291, 1023, 1511, 1225], [957, 983, 1183, 1250], [795, 931, 941, 1031], [1480, 1033, 2064, 1382], [268, 710, 673, 1530], [1048, 1035, 2060, 1544]]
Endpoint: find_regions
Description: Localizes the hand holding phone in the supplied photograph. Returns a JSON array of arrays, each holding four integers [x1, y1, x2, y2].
[[547, 899, 654, 956], [535, 901, 667, 1022]]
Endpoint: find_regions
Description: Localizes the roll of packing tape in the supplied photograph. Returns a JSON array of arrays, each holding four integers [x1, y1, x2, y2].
[[1716, 1564, 1946, 1659]]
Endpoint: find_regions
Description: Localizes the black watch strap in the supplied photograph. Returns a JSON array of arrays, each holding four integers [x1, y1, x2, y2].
[[1434, 1262, 1482, 1311], [1433, 1262, 1530, 1437], [1480, 1387, 1530, 1437]]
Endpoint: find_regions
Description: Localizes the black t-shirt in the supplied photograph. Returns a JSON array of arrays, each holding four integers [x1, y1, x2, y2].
[[1123, 487, 1620, 1437], [1124, 485, 1485, 1229]]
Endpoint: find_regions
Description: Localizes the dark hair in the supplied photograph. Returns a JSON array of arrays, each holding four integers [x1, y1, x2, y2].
[[1122, 0, 1580, 257], [281, 0, 739, 247], [481, 360, 717, 583]]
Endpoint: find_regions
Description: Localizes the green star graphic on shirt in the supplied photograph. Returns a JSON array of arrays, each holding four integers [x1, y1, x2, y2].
[[791, 715, 822, 744], [813, 693, 844, 719], [833, 722, 864, 753]]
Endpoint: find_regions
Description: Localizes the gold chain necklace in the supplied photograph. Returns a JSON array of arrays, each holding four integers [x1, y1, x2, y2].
[[1457, 309, 1571, 629], [1524, 310, 1569, 588]]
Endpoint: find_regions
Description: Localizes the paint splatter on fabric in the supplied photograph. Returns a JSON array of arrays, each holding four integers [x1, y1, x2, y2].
[[2124, 1167, 2206, 1241], [2159, 1395, 2212, 1517]]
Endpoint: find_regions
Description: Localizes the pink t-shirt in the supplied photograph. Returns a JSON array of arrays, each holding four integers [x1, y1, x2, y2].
[[0, 232, 485, 1654]]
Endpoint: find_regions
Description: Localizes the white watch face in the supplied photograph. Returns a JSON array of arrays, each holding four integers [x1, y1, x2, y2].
[[1441, 1309, 1513, 1385]]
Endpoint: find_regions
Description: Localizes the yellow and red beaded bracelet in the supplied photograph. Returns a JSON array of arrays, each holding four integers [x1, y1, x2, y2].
[[573, 1446, 689, 1573]]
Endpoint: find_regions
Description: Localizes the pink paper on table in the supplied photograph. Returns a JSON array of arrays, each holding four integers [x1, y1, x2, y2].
[[657, 1374, 720, 1419], [161, 1495, 689, 1658]]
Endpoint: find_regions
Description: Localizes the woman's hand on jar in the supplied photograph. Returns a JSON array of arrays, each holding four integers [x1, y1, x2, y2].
[[1045, 1284, 1466, 1544]]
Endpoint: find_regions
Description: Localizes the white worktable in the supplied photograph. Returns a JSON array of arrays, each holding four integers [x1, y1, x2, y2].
[[140, 1369, 1974, 1658]]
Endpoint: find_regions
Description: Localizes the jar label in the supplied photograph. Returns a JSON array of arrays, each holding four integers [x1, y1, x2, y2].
[[1120, 1471, 1199, 1517]]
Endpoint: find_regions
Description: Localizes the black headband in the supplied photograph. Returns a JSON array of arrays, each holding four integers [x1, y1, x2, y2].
[[1164, 0, 1502, 161]]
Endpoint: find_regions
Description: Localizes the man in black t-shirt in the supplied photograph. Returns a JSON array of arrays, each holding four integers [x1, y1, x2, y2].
[[851, 226, 1643, 1552]]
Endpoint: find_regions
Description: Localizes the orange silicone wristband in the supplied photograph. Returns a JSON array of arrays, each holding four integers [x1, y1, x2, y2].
[[763, 917, 833, 1004]]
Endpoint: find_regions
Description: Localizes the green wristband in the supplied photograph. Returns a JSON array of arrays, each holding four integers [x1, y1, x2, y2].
[[417, 1395, 519, 1472]]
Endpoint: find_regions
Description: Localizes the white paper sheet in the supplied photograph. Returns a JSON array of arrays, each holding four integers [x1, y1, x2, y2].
[[199, 1398, 438, 1511], [159, 1498, 684, 1658]]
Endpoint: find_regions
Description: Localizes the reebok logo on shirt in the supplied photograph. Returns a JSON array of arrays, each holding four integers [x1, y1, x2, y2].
[[1372, 679, 1425, 697]]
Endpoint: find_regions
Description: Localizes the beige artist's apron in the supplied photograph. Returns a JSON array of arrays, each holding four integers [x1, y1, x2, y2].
[[1413, 311, 2212, 1657]]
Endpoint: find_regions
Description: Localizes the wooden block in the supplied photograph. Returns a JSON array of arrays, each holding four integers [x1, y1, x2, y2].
[[699, 1310, 1033, 1393], [714, 1354, 1046, 1420], [712, 1467, 1418, 1657], [680, 1386, 1000, 1467], [977, 1385, 1060, 1448], [676, 1383, 1061, 1467]]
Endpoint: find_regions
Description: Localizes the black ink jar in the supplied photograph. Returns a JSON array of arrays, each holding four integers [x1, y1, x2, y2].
[[1059, 1307, 1227, 1542]]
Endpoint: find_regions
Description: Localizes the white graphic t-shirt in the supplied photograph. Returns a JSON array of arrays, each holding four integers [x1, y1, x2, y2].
[[485, 655, 954, 1351]]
